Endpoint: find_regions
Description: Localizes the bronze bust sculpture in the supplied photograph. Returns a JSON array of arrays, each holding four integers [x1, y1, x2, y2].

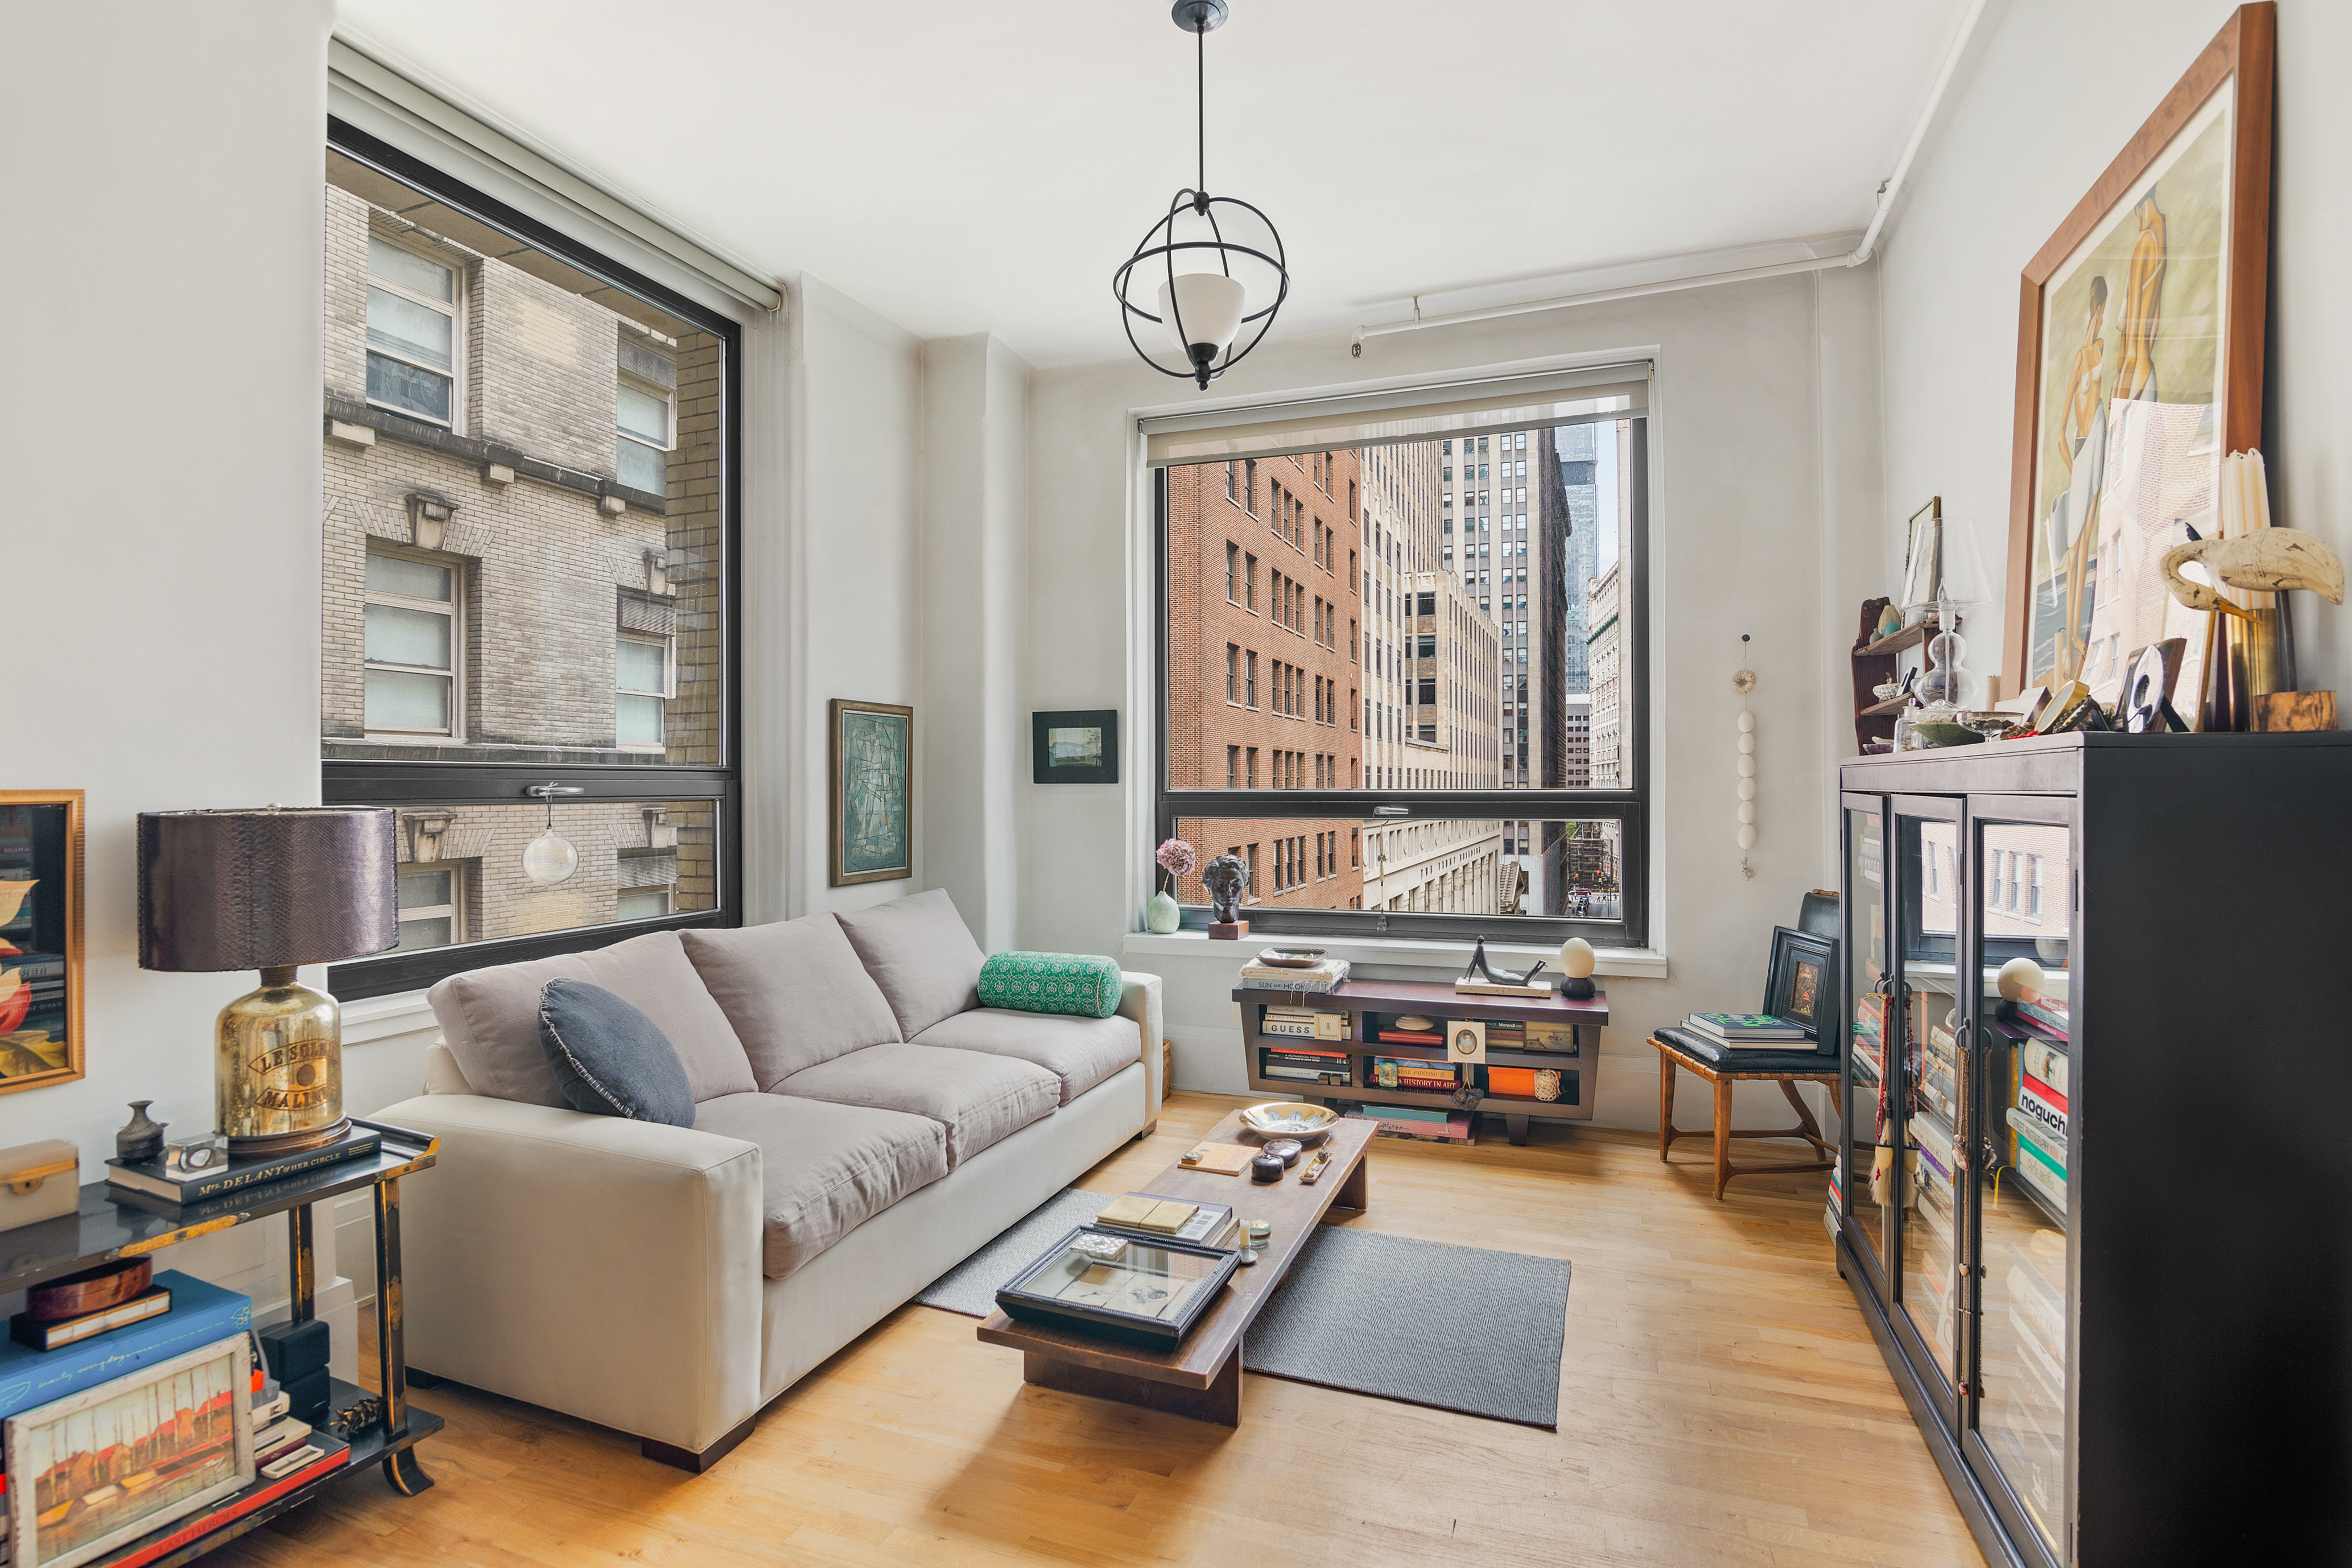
[[1202, 852, 1247, 925]]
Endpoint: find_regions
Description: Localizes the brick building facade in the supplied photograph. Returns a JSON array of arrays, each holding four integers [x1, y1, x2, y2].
[[320, 163, 723, 951], [1165, 453, 1364, 911]]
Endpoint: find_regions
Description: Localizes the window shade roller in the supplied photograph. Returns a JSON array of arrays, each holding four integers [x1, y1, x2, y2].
[[1141, 361, 1648, 467]]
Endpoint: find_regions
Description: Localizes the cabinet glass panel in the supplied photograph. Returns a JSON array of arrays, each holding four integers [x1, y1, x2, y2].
[[1974, 820, 2071, 1555], [1844, 806, 1887, 1274], [1897, 814, 1963, 1387]]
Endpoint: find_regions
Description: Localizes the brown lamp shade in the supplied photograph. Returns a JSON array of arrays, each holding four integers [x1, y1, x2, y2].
[[138, 807, 399, 972]]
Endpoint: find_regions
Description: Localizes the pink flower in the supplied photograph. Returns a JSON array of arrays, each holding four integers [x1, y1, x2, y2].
[[1155, 838, 1198, 879]]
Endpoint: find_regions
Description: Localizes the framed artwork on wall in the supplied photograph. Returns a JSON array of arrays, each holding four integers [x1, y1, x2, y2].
[[1031, 709, 1119, 785], [830, 699, 913, 887], [0, 790, 84, 1096], [2005, 3, 2274, 710]]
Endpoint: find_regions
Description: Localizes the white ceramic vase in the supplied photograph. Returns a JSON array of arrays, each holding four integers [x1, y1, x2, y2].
[[1144, 889, 1182, 935]]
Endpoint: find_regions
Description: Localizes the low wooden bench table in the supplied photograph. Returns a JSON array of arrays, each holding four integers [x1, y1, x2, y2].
[[1649, 1032, 1839, 1200], [977, 1108, 1373, 1425]]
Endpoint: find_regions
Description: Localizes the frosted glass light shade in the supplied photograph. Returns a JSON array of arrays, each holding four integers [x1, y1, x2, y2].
[[1157, 272, 1247, 361], [523, 829, 579, 885]]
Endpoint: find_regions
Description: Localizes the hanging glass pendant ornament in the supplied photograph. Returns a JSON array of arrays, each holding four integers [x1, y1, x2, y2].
[[1113, 0, 1289, 389], [522, 782, 583, 885]]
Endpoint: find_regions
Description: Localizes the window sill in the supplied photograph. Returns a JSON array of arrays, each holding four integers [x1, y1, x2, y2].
[[341, 988, 438, 1045], [1119, 928, 1666, 980]]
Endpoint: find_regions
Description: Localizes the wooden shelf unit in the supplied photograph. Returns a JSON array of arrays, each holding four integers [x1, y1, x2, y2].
[[1850, 597, 1944, 753], [1235, 977, 1607, 1145]]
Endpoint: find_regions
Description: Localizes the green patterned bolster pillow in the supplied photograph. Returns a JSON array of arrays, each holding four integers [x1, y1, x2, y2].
[[977, 951, 1123, 1019]]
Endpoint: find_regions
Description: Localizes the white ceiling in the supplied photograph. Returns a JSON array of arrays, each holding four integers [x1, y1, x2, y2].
[[335, 0, 1972, 369]]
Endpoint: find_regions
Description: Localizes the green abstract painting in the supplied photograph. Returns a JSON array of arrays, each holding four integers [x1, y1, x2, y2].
[[832, 701, 911, 884]]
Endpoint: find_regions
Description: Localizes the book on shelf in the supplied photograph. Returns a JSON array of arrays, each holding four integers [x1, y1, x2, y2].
[[1261, 1066, 1349, 1084], [1262, 1045, 1347, 1062], [2013, 997, 2069, 1034], [109, 1431, 351, 1568], [10, 1284, 174, 1351], [1683, 1012, 1808, 1043], [105, 1123, 382, 1203], [2021, 1039, 2069, 1096], [1259, 1020, 1328, 1038], [1375, 1029, 1442, 1045], [1346, 1107, 1474, 1142], [1239, 959, 1350, 993], [2011, 1131, 2069, 1213], [1094, 1193, 1204, 1235], [0, 1271, 251, 1422], [2016, 1082, 2066, 1141], [2021, 1071, 2068, 1118], [1455, 977, 1553, 998]]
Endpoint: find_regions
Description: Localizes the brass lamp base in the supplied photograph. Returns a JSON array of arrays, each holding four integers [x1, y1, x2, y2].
[[217, 964, 347, 1158]]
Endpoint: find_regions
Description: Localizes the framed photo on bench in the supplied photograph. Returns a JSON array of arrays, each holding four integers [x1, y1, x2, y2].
[[1764, 925, 1836, 1042]]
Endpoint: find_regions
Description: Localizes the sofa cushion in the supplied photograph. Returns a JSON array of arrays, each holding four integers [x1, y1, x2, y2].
[[427, 930, 758, 1109], [537, 980, 695, 1125], [910, 1008, 1141, 1106], [976, 952, 1123, 1019], [833, 889, 987, 1040], [775, 1042, 1059, 1168], [692, 1093, 948, 1279], [682, 915, 901, 1089]]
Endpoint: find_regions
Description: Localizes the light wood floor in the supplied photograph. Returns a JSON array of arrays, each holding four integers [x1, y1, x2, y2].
[[219, 1093, 1983, 1568]]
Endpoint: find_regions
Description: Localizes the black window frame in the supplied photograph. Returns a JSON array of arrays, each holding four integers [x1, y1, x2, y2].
[[324, 118, 744, 1001], [1154, 415, 1649, 949]]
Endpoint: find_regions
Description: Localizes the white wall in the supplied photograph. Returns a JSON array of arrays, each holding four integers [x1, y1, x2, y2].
[[1882, 0, 2352, 700], [0, 0, 358, 1367], [1021, 266, 1885, 1131]]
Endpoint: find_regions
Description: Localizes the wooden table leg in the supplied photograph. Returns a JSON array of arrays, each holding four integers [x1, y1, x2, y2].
[[1713, 1076, 1736, 1201], [1658, 1050, 1677, 1161], [1022, 1348, 1242, 1427], [1777, 1078, 1834, 1156], [1332, 1145, 1369, 1212], [374, 1177, 435, 1495]]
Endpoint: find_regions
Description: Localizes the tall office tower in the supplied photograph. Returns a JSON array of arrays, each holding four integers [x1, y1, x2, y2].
[[1359, 441, 1443, 790], [1587, 558, 1624, 789], [1163, 453, 1364, 913], [1555, 422, 1601, 700]]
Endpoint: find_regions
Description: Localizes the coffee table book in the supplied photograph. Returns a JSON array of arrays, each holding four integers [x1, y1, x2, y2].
[[995, 1227, 1239, 1349]]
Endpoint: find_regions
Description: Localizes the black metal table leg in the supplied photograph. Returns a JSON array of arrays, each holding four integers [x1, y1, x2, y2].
[[286, 1203, 316, 1323], [373, 1176, 434, 1495]]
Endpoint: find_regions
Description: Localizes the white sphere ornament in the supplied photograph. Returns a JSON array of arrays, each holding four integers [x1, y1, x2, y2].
[[522, 829, 579, 886], [1737, 711, 1755, 733], [1738, 824, 1759, 850], [1738, 732, 1756, 754], [1737, 754, 1756, 778], [1737, 777, 1757, 801], [1738, 801, 1756, 824], [1996, 956, 2045, 1003], [1558, 936, 1596, 979]]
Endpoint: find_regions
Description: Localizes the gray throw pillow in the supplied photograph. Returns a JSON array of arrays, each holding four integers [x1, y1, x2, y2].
[[537, 979, 695, 1125]]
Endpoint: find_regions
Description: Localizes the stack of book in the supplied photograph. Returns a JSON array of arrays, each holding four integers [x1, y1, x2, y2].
[[0, 1272, 253, 1423], [1851, 994, 1885, 1080], [105, 1123, 383, 1205], [1258, 1004, 1346, 1041], [1484, 1020, 1526, 1051], [1094, 1192, 1239, 1249], [1346, 1106, 1474, 1142], [1259, 1045, 1351, 1086], [2006, 1037, 2069, 1214], [1373, 1018, 1441, 1046], [1238, 956, 1350, 994], [1369, 1056, 1459, 1094], [1681, 1012, 1809, 1047], [2013, 995, 2069, 1039]]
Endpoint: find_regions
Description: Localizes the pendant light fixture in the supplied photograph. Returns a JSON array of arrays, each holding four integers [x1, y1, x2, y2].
[[1114, 0, 1288, 389], [522, 782, 582, 885]]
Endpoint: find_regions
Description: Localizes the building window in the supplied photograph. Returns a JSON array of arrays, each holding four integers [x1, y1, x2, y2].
[[365, 236, 460, 426], [2028, 854, 2043, 917], [364, 546, 460, 736], [395, 865, 461, 950], [1225, 542, 1238, 601], [617, 373, 675, 493], [1246, 748, 1258, 787], [1227, 745, 1240, 787], [1245, 651, 1258, 708], [325, 132, 741, 1000], [616, 634, 671, 748], [1245, 460, 1257, 513], [1226, 643, 1239, 703], [1225, 461, 1236, 501], [1245, 553, 1258, 611]]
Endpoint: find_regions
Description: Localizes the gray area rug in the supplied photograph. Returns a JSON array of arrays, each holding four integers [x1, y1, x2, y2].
[[913, 1187, 1570, 1428]]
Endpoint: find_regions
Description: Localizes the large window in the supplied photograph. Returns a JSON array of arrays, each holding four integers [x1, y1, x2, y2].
[[324, 123, 740, 998], [1153, 372, 1648, 946]]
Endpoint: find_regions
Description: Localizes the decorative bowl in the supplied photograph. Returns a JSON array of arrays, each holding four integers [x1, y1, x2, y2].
[[1912, 721, 1987, 748], [1254, 946, 1327, 968], [1393, 1015, 1437, 1032], [1872, 681, 1901, 702], [1240, 1101, 1338, 1142]]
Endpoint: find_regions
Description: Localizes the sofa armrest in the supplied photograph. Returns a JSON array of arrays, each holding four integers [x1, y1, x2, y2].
[[374, 1092, 764, 1455], [1120, 971, 1163, 1111]]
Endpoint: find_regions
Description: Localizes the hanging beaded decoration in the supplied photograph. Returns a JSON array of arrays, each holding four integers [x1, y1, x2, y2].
[[1734, 634, 1757, 880]]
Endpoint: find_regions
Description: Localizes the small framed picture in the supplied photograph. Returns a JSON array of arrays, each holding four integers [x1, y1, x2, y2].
[[0, 790, 85, 1097], [830, 699, 913, 888], [1446, 1018, 1487, 1065], [1031, 709, 1118, 785], [1765, 925, 1838, 1042], [7, 1335, 254, 1568]]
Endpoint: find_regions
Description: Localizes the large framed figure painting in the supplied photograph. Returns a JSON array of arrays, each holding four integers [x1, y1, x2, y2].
[[2006, 3, 2273, 712], [0, 791, 84, 1096], [830, 699, 913, 887]]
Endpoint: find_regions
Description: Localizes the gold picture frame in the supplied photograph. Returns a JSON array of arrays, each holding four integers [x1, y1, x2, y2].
[[828, 699, 913, 887], [0, 789, 85, 1096]]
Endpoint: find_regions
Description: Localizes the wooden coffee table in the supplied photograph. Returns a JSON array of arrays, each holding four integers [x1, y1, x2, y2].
[[977, 1109, 1373, 1426]]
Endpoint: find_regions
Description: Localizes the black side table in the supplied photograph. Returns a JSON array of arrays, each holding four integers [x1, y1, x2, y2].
[[0, 1117, 443, 1563]]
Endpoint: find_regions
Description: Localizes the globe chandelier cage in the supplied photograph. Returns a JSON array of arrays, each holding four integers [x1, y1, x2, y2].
[[1114, 0, 1289, 390]]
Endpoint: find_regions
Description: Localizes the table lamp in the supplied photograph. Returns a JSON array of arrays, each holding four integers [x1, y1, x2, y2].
[[138, 807, 398, 1158]]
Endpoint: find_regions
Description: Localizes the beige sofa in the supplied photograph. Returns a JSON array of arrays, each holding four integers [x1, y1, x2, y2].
[[376, 890, 1162, 1471]]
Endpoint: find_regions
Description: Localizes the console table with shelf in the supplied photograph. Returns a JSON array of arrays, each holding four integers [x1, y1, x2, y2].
[[0, 1117, 442, 1568], [1235, 977, 1607, 1144]]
